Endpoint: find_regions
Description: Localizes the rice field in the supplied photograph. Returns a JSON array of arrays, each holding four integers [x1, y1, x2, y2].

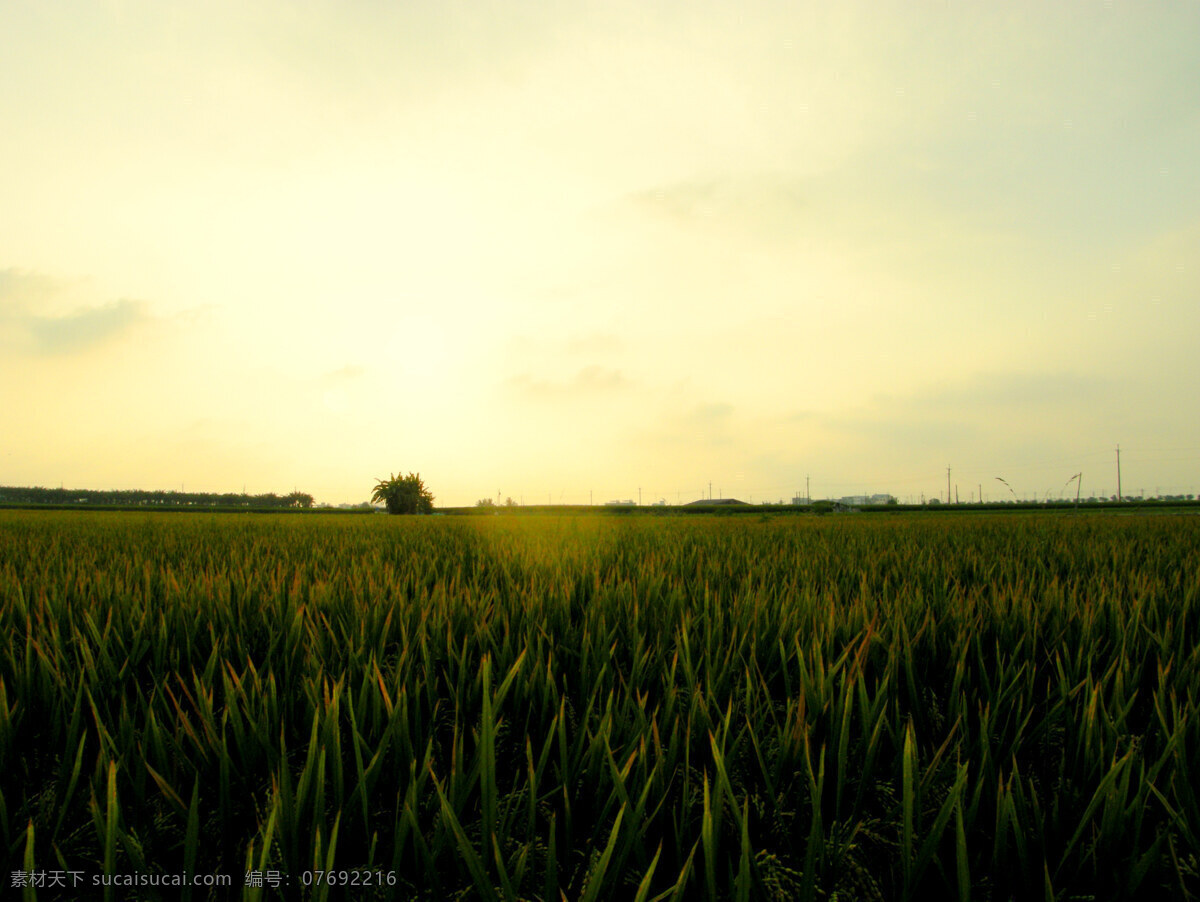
[[2, 509, 1198, 900]]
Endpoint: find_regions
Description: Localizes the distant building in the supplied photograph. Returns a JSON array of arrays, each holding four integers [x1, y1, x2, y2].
[[838, 494, 896, 506]]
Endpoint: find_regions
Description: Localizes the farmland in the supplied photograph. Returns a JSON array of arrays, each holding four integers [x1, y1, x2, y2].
[[2, 510, 1199, 900]]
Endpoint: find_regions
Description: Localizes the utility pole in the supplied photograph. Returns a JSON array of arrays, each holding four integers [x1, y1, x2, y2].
[[1116, 444, 1122, 501], [638, 487, 642, 506], [709, 481, 713, 500], [806, 475, 810, 504], [947, 466, 951, 504]]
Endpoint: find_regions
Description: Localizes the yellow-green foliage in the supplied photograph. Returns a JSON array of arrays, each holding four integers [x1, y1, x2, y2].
[[1, 510, 1198, 899]]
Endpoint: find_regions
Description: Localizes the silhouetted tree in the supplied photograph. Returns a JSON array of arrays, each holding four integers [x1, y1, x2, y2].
[[371, 472, 434, 514]]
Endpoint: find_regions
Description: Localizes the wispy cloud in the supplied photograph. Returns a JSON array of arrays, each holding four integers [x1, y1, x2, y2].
[[904, 371, 1111, 415], [320, 364, 367, 383], [685, 402, 734, 423], [787, 370, 1121, 475], [625, 172, 807, 239], [507, 365, 628, 399], [0, 268, 150, 355], [0, 268, 60, 304], [648, 401, 738, 450], [26, 299, 148, 354], [806, 371, 1110, 440], [566, 332, 623, 356]]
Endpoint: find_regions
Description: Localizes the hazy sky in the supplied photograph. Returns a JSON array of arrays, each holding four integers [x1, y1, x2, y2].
[[3, 1, 1199, 506]]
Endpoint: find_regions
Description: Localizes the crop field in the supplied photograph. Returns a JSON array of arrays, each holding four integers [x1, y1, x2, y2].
[[2, 510, 1199, 900]]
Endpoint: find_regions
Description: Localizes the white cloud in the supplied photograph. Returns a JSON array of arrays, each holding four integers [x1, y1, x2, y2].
[[0, 268, 149, 354]]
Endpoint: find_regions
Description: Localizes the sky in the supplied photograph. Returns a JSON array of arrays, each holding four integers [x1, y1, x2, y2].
[[3, 1, 1199, 507]]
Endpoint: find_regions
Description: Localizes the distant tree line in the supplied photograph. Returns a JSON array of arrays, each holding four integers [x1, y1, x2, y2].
[[475, 497, 519, 508], [0, 486, 314, 509]]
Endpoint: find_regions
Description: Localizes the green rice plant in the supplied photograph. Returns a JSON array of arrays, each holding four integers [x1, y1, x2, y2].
[[0, 510, 1198, 899]]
